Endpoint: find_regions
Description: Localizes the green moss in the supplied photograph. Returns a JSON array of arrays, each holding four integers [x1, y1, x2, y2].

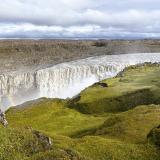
[[69, 63, 160, 114], [53, 135, 160, 160], [0, 127, 53, 160], [72, 105, 160, 144], [6, 99, 106, 137], [147, 124, 160, 147], [2, 63, 160, 160]]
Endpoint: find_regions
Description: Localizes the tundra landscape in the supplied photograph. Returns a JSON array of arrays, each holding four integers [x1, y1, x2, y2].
[[1, 0, 160, 159], [0, 40, 160, 160]]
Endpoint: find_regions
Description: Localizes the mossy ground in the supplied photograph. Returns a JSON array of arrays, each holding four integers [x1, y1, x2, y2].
[[1, 63, 160, 160], [6, 99, 106, 137], [70, 63, 160, 113]]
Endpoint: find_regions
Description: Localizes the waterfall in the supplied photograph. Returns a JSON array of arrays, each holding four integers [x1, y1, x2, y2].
[[0, 53, 160, 111]]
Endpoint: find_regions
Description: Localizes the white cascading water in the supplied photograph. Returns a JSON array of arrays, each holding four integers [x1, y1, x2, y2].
[[0, 53, 160, 111]]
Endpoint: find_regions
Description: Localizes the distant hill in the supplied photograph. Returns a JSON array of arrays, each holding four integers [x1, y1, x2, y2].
[[0, 39, 160, 73]]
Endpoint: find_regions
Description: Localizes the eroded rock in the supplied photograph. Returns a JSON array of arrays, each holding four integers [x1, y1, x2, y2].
[[32, 130, 52, 151], [0, 109, 8, 127], [93, 82, 108, 88]]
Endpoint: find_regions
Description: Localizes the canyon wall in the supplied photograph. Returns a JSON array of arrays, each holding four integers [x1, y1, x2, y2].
[[0, 53, 160, 111]]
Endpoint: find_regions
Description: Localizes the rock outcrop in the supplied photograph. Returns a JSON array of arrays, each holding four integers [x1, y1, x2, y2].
[[32, 130, 52, 151], [0, 109, 8, 127], [93, 82, 108, 88]]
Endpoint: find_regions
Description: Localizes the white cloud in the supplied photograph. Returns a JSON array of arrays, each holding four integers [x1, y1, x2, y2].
[[0, 0, 160, 38]]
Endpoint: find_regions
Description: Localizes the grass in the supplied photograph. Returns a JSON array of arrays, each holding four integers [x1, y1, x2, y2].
[[72, 105, 160, 144], [54, 136, 160, 160], [0, 63, 160, 160], [0, 126, 159, 160], [6, 99, 106, 137], [69, 63, 160, 114]]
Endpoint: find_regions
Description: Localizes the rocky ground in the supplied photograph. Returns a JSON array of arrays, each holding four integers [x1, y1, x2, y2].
[[0, 63, 159, 160], [1, 39, 160, 73]]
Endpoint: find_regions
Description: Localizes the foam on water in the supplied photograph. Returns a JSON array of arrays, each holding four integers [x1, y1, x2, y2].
[[0, 53, 160, 111]]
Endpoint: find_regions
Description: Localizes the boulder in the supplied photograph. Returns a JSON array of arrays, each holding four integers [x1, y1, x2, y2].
[[32, 130, 52, 150], [0, 110, 8, 127]]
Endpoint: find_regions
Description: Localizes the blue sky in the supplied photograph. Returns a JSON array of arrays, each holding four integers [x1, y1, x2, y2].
[[0, 0, 160, 39]]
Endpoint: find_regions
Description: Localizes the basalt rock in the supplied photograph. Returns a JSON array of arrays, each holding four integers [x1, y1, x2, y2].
[[93, 82, 108, 88], [32, 130, 52, 151], [0, 110, 8, 127]]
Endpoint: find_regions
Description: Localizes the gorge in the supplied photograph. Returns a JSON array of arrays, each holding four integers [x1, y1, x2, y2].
[[0, 53, 160, 111]]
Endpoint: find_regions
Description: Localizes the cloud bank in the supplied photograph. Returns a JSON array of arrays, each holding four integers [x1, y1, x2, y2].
[[0, 0, 160, 38]]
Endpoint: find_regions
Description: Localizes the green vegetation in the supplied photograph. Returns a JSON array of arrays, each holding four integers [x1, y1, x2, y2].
[[147, 124, 160, 147], [70, 63, 160, 114], [7, 99, 106, 137], [0, 63, 160, 160]]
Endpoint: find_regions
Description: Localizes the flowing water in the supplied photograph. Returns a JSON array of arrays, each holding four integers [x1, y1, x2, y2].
[[0, 53, 160, 111]]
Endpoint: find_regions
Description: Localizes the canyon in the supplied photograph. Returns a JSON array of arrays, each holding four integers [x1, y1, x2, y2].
[[0, 52, 160, 111]]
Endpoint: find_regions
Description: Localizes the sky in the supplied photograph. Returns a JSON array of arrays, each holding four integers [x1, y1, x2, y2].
[[0, 0, 160, 39]]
